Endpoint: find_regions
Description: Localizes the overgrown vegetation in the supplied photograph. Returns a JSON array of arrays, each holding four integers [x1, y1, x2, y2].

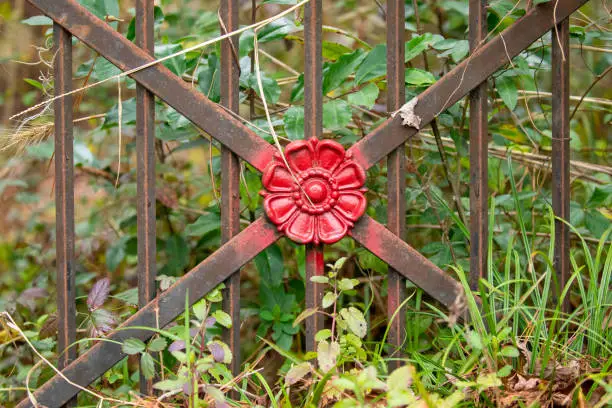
[[0, 0, 610, 406]]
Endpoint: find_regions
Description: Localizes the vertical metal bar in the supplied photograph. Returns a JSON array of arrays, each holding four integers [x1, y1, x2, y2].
[[220, 0, 241, 377], [469, 0, 488, 290], [386, 0, 406, 369], [552, 18, 570, 312], [136, 0, 156, 394], [53, 22, 77, 407], [304, 0, 324, 353]]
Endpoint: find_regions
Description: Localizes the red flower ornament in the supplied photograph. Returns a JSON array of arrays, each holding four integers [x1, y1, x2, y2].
[[260, 138, 367, 244]]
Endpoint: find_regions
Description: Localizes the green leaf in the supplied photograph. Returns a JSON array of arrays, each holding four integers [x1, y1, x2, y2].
[[340, 307, 367, 338], [247, 73, 281, 105], [165, 235, 189, 275], [387, 365, 414, 391], [122, 338, 146, 355], [404, 33, 434, 62], [497, 365, 513, 377], [258, 17, 298, 43], [500, 346, 519, 357], [322, 41, 354, 60], [405, 68, 436, 86], [323, 49, 366, 93], [322, 292, 337, 309], [355, 45, 386, 84], [255, 244, 285, 287], [185, 213, 221, 237], [323, 100, 352, 130], [153, 379, 184, 392], [193, 299, 207, 321], [338, 278, 358, 291], [155, 43, 186, 76], [347, 83, 379, 109], [113, 288, 138, 306], [285, 362, 311, 385], [80, 0, 119, 21], [140, 352, 156, 379], [310, 276, 329, 284], [315, 329, 332, 342], [283, 106, 305, 140], [106, 237, 127, 272], [496, 75, 518, 111], [317, 340, 339, 372], [197, 54, 221, 103], [148, 337, 168, 353], [466, 330, 483, 350], [21, 16, 52, 26], [211, 310, 232, 328]]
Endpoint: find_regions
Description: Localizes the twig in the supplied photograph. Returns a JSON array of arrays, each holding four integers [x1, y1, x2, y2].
[[569, 65, 612, 121]]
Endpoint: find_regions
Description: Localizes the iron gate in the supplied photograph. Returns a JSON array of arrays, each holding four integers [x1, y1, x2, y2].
[[15, 0, 582, 406]]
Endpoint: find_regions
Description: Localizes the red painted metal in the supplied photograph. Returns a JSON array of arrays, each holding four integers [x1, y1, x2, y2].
[[348, 0, 589, 172], [27, 0, 276, 173], [260, 138, 367, 244], [303, 0, 325, 353], [16, 218, 282, 408], [552, 18, 570, 312], [386, 0, 407, 367], [469, 0, 489, 290], [53, 22, 76, 408]]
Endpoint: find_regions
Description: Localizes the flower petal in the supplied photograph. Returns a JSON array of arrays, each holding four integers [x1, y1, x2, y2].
[[334, 190, 367, 221], [264, 194, 298, 224], [333, 161, 366, 190], [285, 140, 314, 173], [285, 211, 315, 244], [317, 211, 348, 244], [262, 163, 295, 192], [315, 140, 345, 172]]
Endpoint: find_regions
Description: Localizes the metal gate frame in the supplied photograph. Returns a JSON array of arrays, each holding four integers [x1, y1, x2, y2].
[[16, 0, 581, 405]]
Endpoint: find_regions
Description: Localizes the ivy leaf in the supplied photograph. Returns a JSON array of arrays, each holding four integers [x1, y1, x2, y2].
[[155, 44, 186, 77], [122, 338, 146, 355], [340, 307, 367, 338], [140, 352, 156, 379], [405, 68, 436, 86], [355, 45, 386, 84], [323, 100, 352, 130], [496, 75, 518, 111], [283, 107, 305, 140], [197, 54, 221, 103], [317, 340, 340, 372], [322, 49, 366, 93], [348, 83, 379, 109], [87, 278, 110, 311]]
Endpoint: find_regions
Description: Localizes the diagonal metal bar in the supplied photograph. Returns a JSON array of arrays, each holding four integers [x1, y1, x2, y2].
[[350, 216, 464, 311], [26, 0, 276, 173], [16, 218, 281, 408], [348, 0, 588, 171]]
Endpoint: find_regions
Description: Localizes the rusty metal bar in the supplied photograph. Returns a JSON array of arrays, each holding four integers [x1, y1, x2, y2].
[[468, 0, 488, 290], [53, 22, 77, 408], [135, 0, 156, 394], [350, 216, 464, 311], [220, 0, 241, 378], [304, 0, 324, 352], [386, 0, 406, 368], [16, 218, 281, 408], [348, 0, 588, 171], [552, 18, 570, 312], [27, 0, 276, 172]]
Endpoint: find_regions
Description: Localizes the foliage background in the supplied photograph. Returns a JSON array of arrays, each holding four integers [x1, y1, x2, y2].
[[0, 0, 610, 406]]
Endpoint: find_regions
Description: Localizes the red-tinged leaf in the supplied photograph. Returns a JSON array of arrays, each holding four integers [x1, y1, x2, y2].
[[87, 278, 110, 311]]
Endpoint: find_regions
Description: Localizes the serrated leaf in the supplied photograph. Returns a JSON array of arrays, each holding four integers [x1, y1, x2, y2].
[[323, 100, 352, 130], [285, 362, 311, 385], [317, 340, 340, 372], [148, 337, 167, 353], [87, 278, 110, 311], [348, 83, 379, 109], [122, 338, 146, 355], [283, 106, 305, 140], [140, 352, 155, 379]]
